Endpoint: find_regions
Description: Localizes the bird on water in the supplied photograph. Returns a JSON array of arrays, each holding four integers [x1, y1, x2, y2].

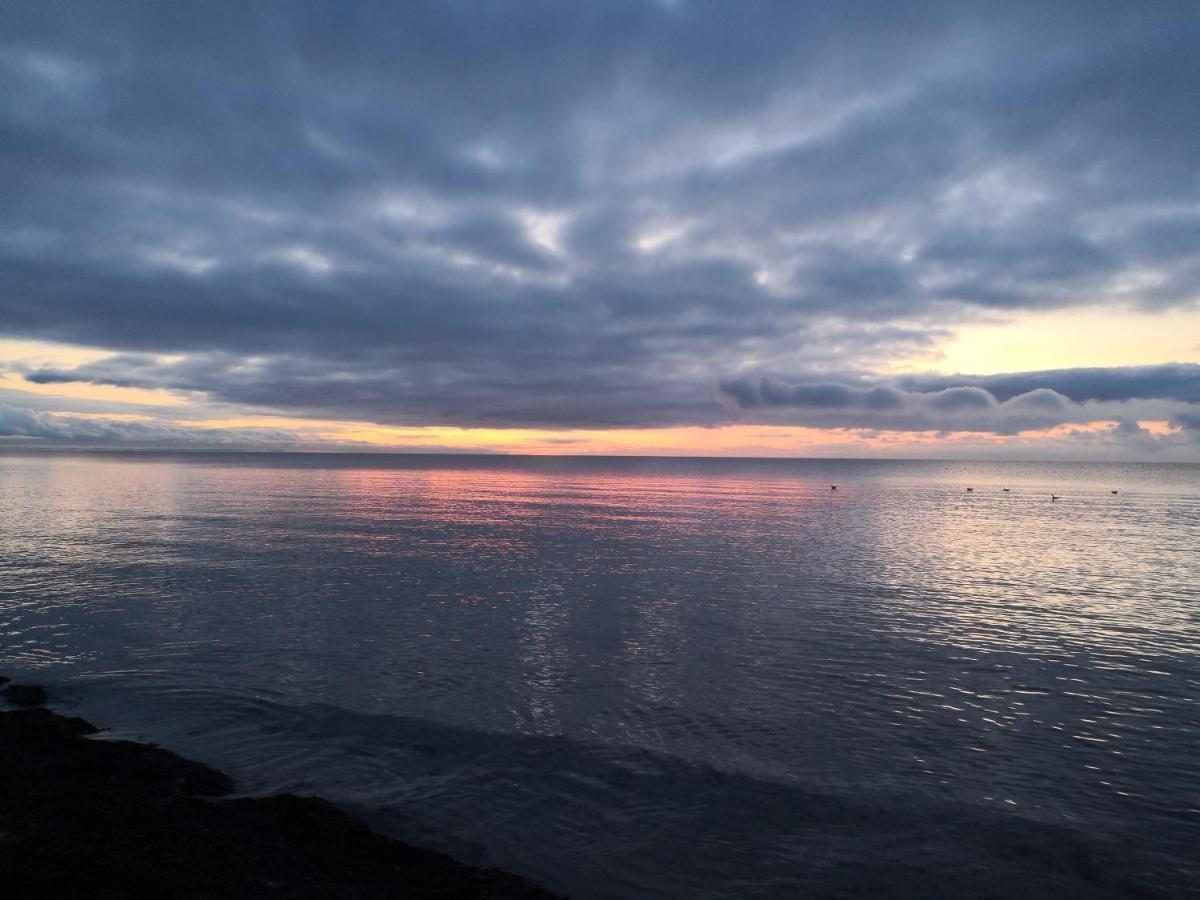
[[1051, 494, 1060, 501], [831, 485, 837, 491]]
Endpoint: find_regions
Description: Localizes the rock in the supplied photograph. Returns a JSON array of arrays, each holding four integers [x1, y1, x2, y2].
[[3, 684, 48, 707], [0, 700, 562, 898]]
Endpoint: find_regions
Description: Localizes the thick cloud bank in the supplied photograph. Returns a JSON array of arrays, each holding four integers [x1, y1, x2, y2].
[[720, 364, 1200, 440], [2, 2, 1198, 448]]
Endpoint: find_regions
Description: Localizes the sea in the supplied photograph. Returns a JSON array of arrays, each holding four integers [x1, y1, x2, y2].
[[1, 451, 1197, 897]]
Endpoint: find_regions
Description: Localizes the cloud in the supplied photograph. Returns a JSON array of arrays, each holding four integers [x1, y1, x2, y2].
[[22, 354, 1200, 447], [894, 364, 1200, 404], [719, 363, 1200, 437], [1170, 411, 1200, 444], [0, 2, 1198, 445], [0, 403, 303, 448]]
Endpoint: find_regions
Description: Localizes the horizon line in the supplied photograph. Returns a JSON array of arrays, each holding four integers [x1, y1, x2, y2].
[[1, 445, 1194, 467]]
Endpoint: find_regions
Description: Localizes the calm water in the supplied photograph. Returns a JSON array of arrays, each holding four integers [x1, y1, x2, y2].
[[2, 452, 1198, 897]]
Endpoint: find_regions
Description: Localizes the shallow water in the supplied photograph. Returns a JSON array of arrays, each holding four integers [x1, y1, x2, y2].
[[2, 452, 1198, 896]]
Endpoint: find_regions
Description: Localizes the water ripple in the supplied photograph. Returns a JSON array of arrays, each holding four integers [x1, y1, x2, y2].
[[1, 453, 1197, 896]]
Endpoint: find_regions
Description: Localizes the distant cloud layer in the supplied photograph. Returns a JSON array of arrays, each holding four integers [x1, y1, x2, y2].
[[1, 1, 1198, 450], [720, 364, 1200, 441], [0, 403, 301, 448]]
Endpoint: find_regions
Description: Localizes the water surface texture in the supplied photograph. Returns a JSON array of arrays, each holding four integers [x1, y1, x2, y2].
[[2, 452, 1198, 896]]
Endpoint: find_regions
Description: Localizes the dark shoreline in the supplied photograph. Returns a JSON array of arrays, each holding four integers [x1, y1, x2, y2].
[[3, 677, 1187, 898], [0, 681, 560, 899]]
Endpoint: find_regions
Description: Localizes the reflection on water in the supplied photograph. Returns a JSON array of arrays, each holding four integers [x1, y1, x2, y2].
[[1, 452, 1198, 897]]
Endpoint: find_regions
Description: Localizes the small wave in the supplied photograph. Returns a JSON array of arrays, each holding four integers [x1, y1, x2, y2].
[[52, 678, 1185, 900]]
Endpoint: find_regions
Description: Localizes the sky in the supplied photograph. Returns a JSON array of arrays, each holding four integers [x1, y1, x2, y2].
[[1, 1, 1198, 460]]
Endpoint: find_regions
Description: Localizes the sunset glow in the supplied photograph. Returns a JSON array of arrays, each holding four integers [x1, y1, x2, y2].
[[3, 6, 1200, 897], [1, 5, 1197, 461]]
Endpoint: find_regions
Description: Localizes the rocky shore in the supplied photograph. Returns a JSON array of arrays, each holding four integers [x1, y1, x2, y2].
[[0, 679, 559, 899]]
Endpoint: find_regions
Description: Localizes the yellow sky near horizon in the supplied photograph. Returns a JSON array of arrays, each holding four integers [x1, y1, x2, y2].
[[2, 300, 1197, 456], [0, 381, 1181, 457], [307, 419, 1176, 457], [927, 306, 1200, 375], [0, 339, 186, 408]]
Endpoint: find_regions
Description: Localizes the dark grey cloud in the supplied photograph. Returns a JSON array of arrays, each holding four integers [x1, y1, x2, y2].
[[1, 1, 1198, 439], [0, 402, 302, 448], [18, 351, 726, 429], [894, 364, 1200, 405], [720, 363, 1200, 436]]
